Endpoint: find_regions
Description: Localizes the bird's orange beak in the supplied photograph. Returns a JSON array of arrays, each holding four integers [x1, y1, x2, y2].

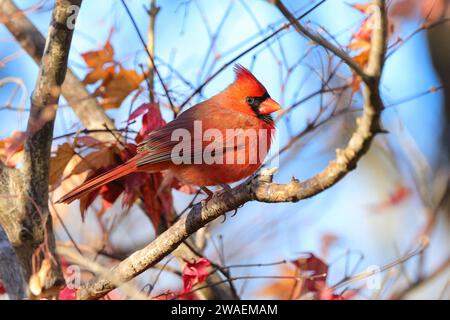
[[259, 98, 281, 115]]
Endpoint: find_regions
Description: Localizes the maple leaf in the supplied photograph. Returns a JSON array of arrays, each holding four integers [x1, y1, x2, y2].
[[79, 186, 101, 219], [84, 65, 115, 85], [78, 164, 117, 219], [182, 258, 211, 293], [81, 40, 114, 85], [81, 33, 144, 110], [49, 143, 75, 189], [96, 68, 144, 109], [370, 185, 412, 212], [134, 102, 166, 143], [140, 172, 174, 230], [58, 286, 77, 300], [259, 264, 301, 300], [293, 253, 328, 293], [126, 102, 153, 122], [347, 3, 378, 92], [122, 172, 145, 207], [351, 50, 370, 92], [0, 280, 5, 295], [71, 146, 118, 176], [261, 253, 339, 300], [316, 285, 357, 300], [97, 181, 123, 216]]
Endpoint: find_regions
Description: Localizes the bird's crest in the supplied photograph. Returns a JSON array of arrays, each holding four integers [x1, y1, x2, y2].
[[233, 64, 267, 96]]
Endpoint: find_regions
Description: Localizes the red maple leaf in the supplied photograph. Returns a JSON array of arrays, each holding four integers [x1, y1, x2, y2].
[[133, 103, 166, 143], [293, 253, 328, 292], [182, 258, 211, 293], [317, 285, 357, 300], [58, 286, 76, 300], [0, 280, 5, 295]]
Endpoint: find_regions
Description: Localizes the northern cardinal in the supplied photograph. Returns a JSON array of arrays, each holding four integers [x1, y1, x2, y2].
[[57, 65, 281, 204]]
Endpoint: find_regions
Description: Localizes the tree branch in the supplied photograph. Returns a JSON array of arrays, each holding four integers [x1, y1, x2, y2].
[[77, 0, 387, 300], [271, 0, 368, 82], [146, 0, 159, 101], [0, 0, 117, 142], [390, 256, 450, 300], [0, 0, 82, 298], [0, 224, 27, 299]]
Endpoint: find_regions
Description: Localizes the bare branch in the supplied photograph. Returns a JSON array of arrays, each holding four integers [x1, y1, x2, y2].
[[120, 0, 175, 112], [0, 224, 27, 299], [146, 0, 159, 101], [271, 0, 368, 82], [390, 256, 450, 300]]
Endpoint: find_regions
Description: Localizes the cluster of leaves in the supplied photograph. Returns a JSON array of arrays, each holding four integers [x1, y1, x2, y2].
[[262, 253, 355, 300], [348, 3, 378, 91], [152, 257, 212, 300], [348, 0, 436, 92], [182, 258, 211, 294], [370, 185, 412, 212], [81, 35, 145, 109]]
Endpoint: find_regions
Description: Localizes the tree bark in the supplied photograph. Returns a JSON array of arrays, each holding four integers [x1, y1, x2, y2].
[[0, 0, 82, 298]]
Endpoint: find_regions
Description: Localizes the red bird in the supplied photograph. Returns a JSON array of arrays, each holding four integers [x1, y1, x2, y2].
[[57, 65, 281, 204]]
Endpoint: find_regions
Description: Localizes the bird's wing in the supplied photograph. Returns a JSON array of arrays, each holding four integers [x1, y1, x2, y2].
[[136, 102, 259, 167]]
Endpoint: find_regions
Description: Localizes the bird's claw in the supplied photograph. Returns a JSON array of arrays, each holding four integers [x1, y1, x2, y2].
[[200, 186, 214, 206]]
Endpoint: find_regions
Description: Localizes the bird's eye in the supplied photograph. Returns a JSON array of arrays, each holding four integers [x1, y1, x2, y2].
[[246, 97, 255, 105]]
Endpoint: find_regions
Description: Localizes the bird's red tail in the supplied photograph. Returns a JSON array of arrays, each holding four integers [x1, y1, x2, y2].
[[56, 160, 138, 204]]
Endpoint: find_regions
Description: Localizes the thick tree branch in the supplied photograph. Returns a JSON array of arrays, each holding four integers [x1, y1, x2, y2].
[[0, 224, 27, 299], [0, 0, 82, 298], [78, 0, 387, 300], [0, 0, 117, 142], [271, 0, 368, 82]]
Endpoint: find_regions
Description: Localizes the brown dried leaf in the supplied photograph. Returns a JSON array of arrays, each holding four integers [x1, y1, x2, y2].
[[71, 146, 116, 176], [49, 143, 75, 189], [259, 265, 301, 300], [97, 68, 144, 109], [83, 65, 115, 85], [81, 41, 114, 69]]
